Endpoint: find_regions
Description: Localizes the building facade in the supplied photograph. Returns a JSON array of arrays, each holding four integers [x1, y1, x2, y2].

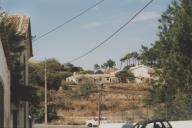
[[130, 65, 155, 83], [5, 15, 33, 128], [0, 15, 33, 128], [66, 72, 119, 84], [0, 23, 11, 128]]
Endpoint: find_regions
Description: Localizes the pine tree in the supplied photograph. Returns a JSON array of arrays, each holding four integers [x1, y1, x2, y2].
[[144, 0, 192, 120]]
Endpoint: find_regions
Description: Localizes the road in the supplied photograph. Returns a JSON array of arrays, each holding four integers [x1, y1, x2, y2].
[[34, 124, 88, 128], [34, 121, 192, 128]]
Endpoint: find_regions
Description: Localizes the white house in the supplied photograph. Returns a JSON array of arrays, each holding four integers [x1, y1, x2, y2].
[[66, 72, 119, 84], [130, 65, 155, 83]]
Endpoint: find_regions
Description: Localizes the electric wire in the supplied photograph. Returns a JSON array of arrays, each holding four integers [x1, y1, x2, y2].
[[33, 0, 105, 43], [67, 0, 154, 63]]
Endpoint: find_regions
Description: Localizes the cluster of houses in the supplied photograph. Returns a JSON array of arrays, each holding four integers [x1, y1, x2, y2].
[[0, 15, 33, 128], [66, 72, 119, 84], [66, 65, 155, 84]]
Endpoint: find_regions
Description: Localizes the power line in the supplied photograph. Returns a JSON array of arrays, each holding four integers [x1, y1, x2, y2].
[[67, 0, 154, 63], [33, 0, 105, 43]]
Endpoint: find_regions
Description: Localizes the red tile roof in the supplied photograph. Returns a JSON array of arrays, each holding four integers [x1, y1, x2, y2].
[[5, 16, 21, 31], [5, 15, 33, 57], [5, 16, 30, 36]]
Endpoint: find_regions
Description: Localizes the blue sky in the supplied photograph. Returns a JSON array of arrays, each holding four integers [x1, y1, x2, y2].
[[1, 0, 172, 70]]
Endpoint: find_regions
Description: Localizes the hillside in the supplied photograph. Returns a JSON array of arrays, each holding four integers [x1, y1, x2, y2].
[[48, 83, 152, 125], [29, 59, 154, 124]]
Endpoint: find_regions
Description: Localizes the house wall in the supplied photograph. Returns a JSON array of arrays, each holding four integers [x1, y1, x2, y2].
[[130, 66, 151, 83], [110, 77, 119, 83], [3, 15, 33, 128], [0, 81, 4, 128], [24, 47, 30, 128], [0, 38, 11, 128], [88, 75, 119, 84], [16, 40, 31, 128], [66, 74, 119, 84], [66, 77, 78, 84], [100, 77, 111, 83]]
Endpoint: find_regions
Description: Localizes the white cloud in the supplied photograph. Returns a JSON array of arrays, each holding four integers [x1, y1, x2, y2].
[[82, 22, 103, 29], [134, 11, 161, 22]]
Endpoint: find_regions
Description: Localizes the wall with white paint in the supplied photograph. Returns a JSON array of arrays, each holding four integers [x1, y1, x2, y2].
[[0, 38, 11, 128]]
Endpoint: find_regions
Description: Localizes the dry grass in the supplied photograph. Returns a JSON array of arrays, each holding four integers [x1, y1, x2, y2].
[[108, 83, 149, 91], [49, 83, 153, 124]]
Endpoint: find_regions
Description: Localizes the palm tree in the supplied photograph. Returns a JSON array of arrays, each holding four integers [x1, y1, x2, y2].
[[106, 59, 116, 70], [136, 53, 142, 65], [101, 63, 108, 73], [94, 64, 100, 72], [120, 57, 126, 69], [125, 53, 132, 66], [131, 52, 139, 65]]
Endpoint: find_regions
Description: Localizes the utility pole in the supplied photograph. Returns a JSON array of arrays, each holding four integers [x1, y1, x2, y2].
[[44, 60, 48, 126], [98, 88, 101, 127], [98, 84, 103, 127], [147, 104, 149, 120]]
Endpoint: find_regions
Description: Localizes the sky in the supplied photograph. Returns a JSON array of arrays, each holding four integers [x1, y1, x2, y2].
[[0, 0, 172, 70]]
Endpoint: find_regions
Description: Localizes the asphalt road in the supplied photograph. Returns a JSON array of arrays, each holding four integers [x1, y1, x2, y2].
[[34, 124, 88, 128]]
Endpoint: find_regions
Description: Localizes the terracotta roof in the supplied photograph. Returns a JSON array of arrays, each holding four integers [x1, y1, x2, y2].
[[5, 16, 20, 31], [5, 15, 33, 57], [5, 16, 30, 36]]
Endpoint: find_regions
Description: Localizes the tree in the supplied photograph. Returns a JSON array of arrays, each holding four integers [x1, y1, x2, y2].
[[131, 52, 139, 65], [120, 57, 126, 69], [101, 63, 108, 72], [81, 70, 94, 74], [144, 0, 192, 120], [140, 45, 158, 67], [106, 59, 116, 69], [0, 9, 7, 20], [64, 63, 83, 73], [79, 81, 97, 100], [115, 70, 135, 83], [120, 52, 140, 68], [94, 64, 100, 72], [46, 59, 62, 71], [29, 59, 84, 122], [29, 59, 74, 90], [125, 53, 132, 66], [95, 70, 104, 74]]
